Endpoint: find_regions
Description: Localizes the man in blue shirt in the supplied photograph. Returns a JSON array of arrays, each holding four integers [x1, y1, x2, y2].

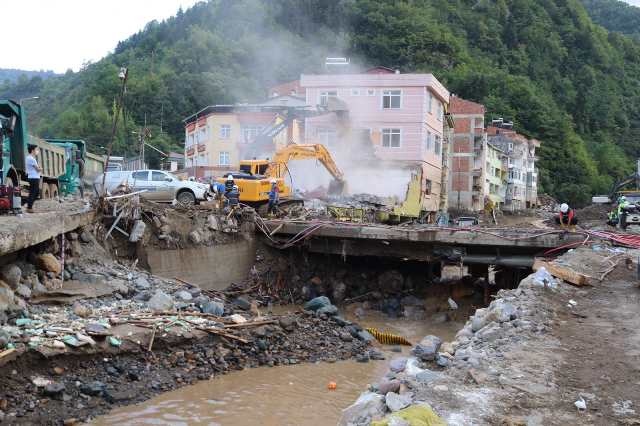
[[25, 145, 42, 213], [267, 178, 279, 215]]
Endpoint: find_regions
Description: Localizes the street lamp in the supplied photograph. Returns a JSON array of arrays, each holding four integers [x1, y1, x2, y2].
[[19, 96, 39, 104]]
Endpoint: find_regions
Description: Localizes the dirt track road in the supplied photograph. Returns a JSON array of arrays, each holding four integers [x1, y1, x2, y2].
[[550, 266, 640, 424]]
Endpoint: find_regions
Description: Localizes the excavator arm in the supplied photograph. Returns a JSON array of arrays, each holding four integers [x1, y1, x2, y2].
[[266, 144, 346, 195]]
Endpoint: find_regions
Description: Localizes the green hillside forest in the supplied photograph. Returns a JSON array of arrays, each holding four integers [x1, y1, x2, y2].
[[581, 0, 640, 39], [2, 0, 640, 205]]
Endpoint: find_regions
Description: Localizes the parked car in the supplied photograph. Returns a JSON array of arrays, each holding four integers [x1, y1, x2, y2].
[[94, 169, 210, 205]]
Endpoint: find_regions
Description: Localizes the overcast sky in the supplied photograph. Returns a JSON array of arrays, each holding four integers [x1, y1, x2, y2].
[[1, 0, 200, 73], [3, 0, 640, 73]]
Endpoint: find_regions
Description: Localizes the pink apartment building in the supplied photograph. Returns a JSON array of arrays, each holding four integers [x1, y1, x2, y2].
[[299, 69, 450, 214]]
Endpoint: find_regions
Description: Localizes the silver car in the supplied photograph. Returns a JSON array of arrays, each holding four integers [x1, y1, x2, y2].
[[94, 170, 210, 205]]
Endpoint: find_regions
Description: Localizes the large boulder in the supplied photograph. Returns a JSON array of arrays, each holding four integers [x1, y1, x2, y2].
[[339, 392, 386, 426], [147, 290, 174, 312], [35, 253, 61, 274], [385, 392, 412, 412], [303, 296, 332, 311], [389, 357, 408, 373], [412, 335, 442, 361], [486, 300, 517, 323], [0, 264, 21, 289]]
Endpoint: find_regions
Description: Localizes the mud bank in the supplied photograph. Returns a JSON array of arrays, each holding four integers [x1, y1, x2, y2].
[[0, 310, 370, 425]]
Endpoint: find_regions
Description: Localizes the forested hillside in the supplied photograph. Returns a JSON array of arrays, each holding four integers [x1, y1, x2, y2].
[[581, 0, 640, 39], [2, 0, 640, 205], [0, 69, 57, 84]]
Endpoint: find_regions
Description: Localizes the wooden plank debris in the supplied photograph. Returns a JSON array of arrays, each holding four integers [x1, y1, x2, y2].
[[533, 259, 589, 286]]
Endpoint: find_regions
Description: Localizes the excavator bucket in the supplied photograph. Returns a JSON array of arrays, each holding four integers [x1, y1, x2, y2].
[[328, 179, 346, 197]]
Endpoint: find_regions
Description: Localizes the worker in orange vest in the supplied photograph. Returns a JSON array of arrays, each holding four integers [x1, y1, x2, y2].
[[555, 203, 578, 230]]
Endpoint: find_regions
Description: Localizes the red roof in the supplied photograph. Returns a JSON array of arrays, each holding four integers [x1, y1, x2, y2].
[[450, 96, 485, 115], [269, 80, 303, 97]]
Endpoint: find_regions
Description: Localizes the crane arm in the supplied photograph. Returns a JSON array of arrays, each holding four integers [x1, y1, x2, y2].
[[266, 144, 344, 182]]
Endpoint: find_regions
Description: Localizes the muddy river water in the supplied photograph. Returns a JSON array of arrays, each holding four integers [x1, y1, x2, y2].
[[91, 307, 464, 426]]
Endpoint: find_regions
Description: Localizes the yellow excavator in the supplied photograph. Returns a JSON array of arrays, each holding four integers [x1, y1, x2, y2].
[[217, 143, 346, 210]]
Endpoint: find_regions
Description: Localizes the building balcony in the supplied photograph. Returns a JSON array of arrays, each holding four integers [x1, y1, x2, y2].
[[472, 168, 482, 176], [186, 147, 195, 156], [197, 144, 206, 153]]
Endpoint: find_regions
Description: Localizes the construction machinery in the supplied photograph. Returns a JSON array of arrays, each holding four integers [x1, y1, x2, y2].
[[218, 143, 346, 211]]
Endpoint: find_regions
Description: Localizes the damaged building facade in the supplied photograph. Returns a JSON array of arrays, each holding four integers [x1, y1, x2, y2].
[[300, 68, 450, 214], [448, 96, 538, 212], [487, 123, 540, 210], [182, 102, 304, 178]]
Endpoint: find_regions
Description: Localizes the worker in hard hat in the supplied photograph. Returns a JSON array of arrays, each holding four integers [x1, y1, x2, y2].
[[555, 203, 578, 230], [267, 178, 279, 216], [226, 184, 240, 208], [224, 174, 235, 195]]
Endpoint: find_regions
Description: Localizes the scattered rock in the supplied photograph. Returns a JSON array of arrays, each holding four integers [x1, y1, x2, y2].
[[339, 332, 353, 342], [436, 354, 450, 367], [133, 290, 153, 302], [338, 392, 386, 426], [188, 230, 201, 245], [147, 290, 174, 312], [303, 296, 332, 311], [467, 368, 488, 385], [385, 392, 412, 412], [389, 357, 408, 373], [0, 264, 21, 289], [134, 276, 151, 290], [14, 284, 31, 299], [43, 382, 65, 398], [202, 301, 224, 316], [278, 317, 296, 331], [369, 349, 385, 360], [233, 296, 252, 311], [377, 379, 401, 394], [79, 231, 92, 243], [317, 304, 338, 316], [79, 381, 105, 396], [229, 314, 247, 324], [174, 290, 193, 301], [412, 335, 442, 361], [35, 254, 61, 274]]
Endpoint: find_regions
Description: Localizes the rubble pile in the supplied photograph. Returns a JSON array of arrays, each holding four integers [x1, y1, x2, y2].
[[339, 266, 565, 425], [0, 224, 372, 423]]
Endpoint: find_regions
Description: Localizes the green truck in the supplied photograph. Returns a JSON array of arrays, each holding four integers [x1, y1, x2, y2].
[[0, 99, 104, 198]]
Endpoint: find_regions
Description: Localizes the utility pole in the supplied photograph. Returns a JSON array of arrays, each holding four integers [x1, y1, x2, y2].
[[101, 67, 128, 196]]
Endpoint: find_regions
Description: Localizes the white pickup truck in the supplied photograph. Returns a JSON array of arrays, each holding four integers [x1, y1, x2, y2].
[[94, 169, 210, 205]]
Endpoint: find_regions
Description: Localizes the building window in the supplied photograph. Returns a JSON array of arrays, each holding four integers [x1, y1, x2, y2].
[[381, 128, 401, 148], [423, 131, 432, 153], [319, 90, 337, 106], [198, 126, 208, 143], [437, 103, 443, 121], [219, 151, 230, 166], [220, 125, 231, 139], [508, 142, 514, 151], [382, 90, 401, 109], [428, 91, 433, 113], [242, 126, 262, 143], [425, 179, 432, 195], [199, 154, 207, 166], [474, 117, 484, 128], [186, 133, 195, 147], [366, 88, 376, 96], [351, 88, 360, 96], [434, 135, 441, 155]]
